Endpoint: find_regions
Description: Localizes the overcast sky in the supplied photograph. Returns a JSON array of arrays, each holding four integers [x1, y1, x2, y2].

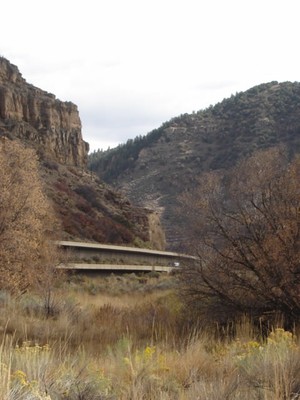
[[1, 0, 299, 152]]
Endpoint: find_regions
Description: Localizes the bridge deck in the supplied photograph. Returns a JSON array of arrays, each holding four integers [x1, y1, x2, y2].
[[57, 241, 197, 273], [58, 241, 196, 260]]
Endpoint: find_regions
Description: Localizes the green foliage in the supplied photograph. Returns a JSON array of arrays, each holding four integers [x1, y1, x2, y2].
[[89, 81, 300, 183], [88, 124, 166, 182]]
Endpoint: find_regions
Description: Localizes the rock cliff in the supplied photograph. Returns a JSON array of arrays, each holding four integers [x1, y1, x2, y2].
[[0, 57, 165, 249], [0, 57, 88, 167]]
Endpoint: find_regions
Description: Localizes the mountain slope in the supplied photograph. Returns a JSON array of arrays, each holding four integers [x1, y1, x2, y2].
[[90, 81, 300, 249], [0, 57, 165, 249]]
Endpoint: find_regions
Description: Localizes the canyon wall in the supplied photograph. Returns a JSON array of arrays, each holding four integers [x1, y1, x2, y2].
[[0, 57, 89, 167]]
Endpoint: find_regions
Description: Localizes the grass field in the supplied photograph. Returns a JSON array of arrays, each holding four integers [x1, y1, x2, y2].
[[1, 273, 300, 399]]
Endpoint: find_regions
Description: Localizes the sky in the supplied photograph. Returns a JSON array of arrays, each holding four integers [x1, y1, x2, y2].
[[1, 0, 300, 152]]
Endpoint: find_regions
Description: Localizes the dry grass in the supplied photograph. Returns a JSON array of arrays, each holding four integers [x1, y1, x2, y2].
[[1, 274, 300, 399]]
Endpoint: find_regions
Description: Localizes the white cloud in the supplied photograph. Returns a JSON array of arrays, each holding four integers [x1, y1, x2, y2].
[[1, 0, 300, 150]]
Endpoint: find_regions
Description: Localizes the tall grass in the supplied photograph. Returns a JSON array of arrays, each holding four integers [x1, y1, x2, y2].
[[0, 273, 300, 399]]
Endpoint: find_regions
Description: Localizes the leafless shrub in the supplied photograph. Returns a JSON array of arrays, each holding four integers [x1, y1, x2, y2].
[[180, 147, 300, 328], [0, 138, 61, 294]]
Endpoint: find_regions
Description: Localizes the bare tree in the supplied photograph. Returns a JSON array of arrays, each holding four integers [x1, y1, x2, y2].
[[0, 138, 60, 293], [180, 147, 300, 325]]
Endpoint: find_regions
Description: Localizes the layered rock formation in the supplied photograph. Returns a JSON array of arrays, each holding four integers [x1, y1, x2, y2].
[[0, 57, 88, 167], [0, 57, 165, 249]]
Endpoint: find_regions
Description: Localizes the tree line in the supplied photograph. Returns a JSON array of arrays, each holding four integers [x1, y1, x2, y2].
[[88, 123, 170, 182]]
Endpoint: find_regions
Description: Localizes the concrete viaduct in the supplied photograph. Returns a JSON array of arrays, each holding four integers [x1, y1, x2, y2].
[[57, 241, 197, 273]]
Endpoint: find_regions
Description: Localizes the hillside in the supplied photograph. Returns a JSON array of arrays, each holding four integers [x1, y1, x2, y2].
[[0, 57, 165, 249], [89, 81, 300, 249]]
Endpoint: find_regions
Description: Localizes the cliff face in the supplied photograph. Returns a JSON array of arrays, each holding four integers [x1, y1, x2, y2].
[[0, 57, 89, 167], [0, 57, 165, 249]]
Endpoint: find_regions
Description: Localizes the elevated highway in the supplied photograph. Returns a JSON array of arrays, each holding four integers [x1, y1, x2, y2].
[[57, 241, 196, 273]]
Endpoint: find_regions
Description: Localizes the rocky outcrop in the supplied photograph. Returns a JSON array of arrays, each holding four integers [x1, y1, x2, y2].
[[0, 57, 88, 167], [148, 212, 166, 251], [0, 57, 166, 249]]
